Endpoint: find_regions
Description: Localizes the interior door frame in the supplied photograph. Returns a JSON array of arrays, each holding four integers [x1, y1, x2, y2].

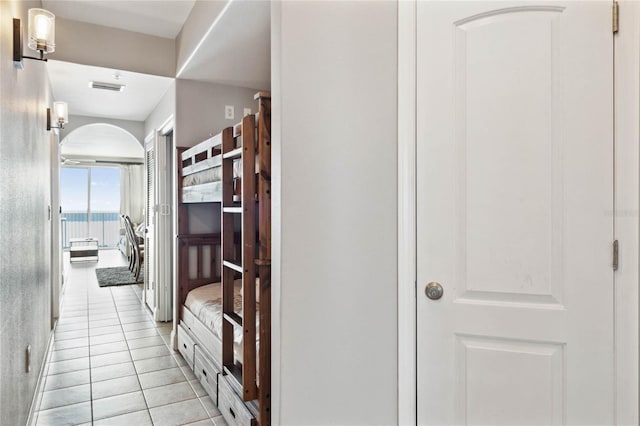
[[50, 129, 62, 327], [396, 1, 640, 424], [143, 115, 175, 322], [155, 116, 174, 322], [397, 1, 417, 424]]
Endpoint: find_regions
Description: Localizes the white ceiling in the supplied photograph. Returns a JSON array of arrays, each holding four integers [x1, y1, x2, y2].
[[46, 0, 269, 128], [48, 60, 174, 121], [42, 0, 196, 39], [177, 0, 271, 90]]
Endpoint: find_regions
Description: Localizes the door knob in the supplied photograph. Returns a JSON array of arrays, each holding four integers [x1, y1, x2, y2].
[[425, 282, 444, 300]]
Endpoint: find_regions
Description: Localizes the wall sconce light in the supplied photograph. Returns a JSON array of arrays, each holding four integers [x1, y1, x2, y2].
[[13, 8, 56, 69], [47, 102, 68, 131]]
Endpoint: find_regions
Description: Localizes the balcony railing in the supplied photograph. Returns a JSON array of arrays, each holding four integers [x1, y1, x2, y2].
[[61, 211, 121, 249]]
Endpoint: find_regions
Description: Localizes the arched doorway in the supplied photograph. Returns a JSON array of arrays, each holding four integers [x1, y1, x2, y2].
[[59, 123, 144, 250]]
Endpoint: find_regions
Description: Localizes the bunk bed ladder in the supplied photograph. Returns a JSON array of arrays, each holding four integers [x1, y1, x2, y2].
[[255, 93, 272, 426], [221, 118, 258, 402]]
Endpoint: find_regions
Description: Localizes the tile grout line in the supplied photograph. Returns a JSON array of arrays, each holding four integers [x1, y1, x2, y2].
[[36, 283, 90, 423], [111, 285, 154, 423], [85, 272, 95, 424], [40, 254, 218, 425], [123, 284, 212, 423], [39, 254, 127, 422]]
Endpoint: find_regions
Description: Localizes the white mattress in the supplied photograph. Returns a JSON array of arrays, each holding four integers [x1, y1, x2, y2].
[[184, 280, 259, 363]]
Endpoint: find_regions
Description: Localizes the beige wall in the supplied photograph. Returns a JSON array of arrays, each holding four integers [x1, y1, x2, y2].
[[272, 1, 399, 424], [175, 79, 258, 148], [52, 18, 176, 78], [173, 79, 259, 236], [0, 1, 54, 423]]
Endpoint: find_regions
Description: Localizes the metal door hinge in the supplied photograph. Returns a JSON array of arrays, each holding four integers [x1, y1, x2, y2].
[[613, 239, 619, 271], [613, 1, 619, 34]]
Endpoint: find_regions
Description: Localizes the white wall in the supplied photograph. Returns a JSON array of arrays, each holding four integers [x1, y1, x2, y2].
[[272, 1, 398, 424], [144, 81, 176, 138], [59, 116, 144, 163], [175, 0, 229, 76], [63, 114, 145, 145], [0, 1, 54, 423]]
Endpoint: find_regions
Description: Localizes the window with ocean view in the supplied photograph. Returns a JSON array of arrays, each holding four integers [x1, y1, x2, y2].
[[61, 166, 121, 249]]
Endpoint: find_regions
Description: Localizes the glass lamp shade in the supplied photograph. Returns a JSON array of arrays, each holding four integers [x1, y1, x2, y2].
[[27, 8, 55, 53], [53, 102, 68, 126]]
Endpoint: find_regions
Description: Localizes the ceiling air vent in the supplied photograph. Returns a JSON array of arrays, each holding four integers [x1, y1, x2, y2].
[[88, 81, 125, 92]]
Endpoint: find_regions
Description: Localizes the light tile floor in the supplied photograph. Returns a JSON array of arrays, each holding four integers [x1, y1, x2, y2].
[[32, 250, 227, 426]]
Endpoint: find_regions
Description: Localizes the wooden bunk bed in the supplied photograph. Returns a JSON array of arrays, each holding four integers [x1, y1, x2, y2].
[[179, 134, 224, 203], [176, 92, 271, 426]]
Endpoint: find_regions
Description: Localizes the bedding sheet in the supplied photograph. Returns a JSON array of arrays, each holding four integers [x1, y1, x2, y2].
[[185, 280, 260, 361], [182, 156, 259, 187]]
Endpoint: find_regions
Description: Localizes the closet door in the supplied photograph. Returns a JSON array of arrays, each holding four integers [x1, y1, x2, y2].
[[416, 2, 614, 424], [144, 129, 173, 321], [145, 139, 155, 312], [155, 130, 173, 321]]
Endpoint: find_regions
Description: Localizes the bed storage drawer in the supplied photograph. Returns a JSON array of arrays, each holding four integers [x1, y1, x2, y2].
[[218, 375, 255, 426], [177, 323, 196, 369], [194, 346, 220, 403], [181, 306, 197, 331], [190, 314, 222, 362]]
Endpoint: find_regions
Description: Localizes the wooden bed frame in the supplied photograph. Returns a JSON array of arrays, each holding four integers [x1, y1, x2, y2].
[[177, 233, 220, 308], [176, 92, 271, 426], [179, 135, 223, 203]]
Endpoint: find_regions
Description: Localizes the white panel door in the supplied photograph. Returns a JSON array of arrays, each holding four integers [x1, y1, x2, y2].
[[416, 2, 614, 425]]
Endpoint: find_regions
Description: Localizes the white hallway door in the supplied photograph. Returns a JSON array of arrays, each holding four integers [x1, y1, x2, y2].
[[416, 2, 614, 425]]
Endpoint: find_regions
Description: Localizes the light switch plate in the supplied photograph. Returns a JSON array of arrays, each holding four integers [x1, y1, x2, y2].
[[225, 105, 234, 120], [244, 108, 252, 116]]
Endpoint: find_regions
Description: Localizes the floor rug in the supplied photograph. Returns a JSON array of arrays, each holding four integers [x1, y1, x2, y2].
[[96, 266, 143, 287]]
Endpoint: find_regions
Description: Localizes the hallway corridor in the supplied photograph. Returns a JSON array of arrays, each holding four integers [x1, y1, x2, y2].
[[32, 250, 226, 426]]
